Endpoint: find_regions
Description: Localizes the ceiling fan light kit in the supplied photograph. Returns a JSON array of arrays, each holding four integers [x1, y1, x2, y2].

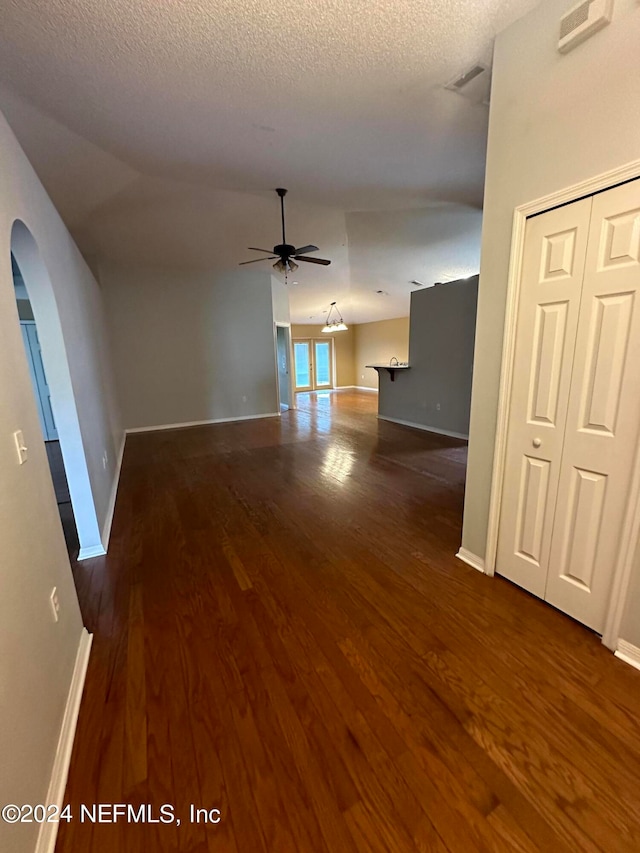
[[273, 257, 299, 273], [321, 302, 348, 333], [240, 188, 332, 273]]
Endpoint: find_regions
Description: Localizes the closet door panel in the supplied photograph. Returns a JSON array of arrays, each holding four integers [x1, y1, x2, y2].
[[546, 179, 640, 630], [496, 199, 592, 597]]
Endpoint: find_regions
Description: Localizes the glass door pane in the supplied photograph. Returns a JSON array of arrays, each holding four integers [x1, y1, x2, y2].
[[294, 341, 312, 390], [314, 340, 332, 388]]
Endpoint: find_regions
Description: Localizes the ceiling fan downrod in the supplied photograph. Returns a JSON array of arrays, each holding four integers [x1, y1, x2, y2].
[[238, 188, 332, 269], [274, 187, 296, 256]]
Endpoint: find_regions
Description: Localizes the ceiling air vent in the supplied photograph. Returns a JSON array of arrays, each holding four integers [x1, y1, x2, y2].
[[558, 0, 613, 53], [448, 65, 485, 90], [444, 63, 491, 105]]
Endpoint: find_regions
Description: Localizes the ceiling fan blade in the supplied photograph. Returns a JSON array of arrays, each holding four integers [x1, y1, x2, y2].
[[239, 256, 276, 265], [296, 256, 331, 266], [248, 247, 275, 253], [293, 245, 319, 255]]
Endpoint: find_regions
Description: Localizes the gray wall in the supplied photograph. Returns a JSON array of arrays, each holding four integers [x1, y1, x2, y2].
[[16, 297, 34, 320], [377, 276, 478, 438], [271, 274, 290, 325], [0, 107, 121, 852], [622, 543, 640, 647], [101, 264, 280, 430], [461, 0, 640, 562]]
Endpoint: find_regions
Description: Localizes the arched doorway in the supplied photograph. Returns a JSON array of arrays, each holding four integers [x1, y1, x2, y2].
[[10, 220, 104, 558]]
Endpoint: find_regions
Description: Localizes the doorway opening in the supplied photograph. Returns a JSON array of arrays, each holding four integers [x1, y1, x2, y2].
[[276, 324, 292, 411], [12, 254, 79, 559], [10, 220, 105, 560]]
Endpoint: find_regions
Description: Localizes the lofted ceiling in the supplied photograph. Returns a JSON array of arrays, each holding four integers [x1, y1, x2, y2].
[[0, 0, 541, 321]]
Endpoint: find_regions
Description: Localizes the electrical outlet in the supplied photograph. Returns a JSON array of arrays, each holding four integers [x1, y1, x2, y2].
[[49, 587, 60, 623], [436, 403, 441, 411], [242, 395, 247, 403]]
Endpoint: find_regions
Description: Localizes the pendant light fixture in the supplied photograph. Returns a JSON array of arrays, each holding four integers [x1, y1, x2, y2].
[[321, 301, 348, 333]]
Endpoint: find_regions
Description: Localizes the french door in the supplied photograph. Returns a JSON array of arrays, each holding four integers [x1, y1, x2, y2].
[[293, 338, 333, 391], [497, 178, 640, 632]]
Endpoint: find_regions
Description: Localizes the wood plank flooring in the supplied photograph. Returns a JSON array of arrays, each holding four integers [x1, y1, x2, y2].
[[57, 390, 640, 852]]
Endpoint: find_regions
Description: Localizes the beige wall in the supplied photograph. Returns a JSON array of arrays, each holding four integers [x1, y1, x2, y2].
[[462, 0, 640, 559], [355, 317, 410, 389], [292, 324, 356, 388], [460, 0, 640, 648], [292, 319, 408, 391], [0, 109, 121, 852]]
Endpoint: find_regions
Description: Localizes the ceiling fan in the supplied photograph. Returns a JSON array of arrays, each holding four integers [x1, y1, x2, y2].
[[240, 188, 331, 273]]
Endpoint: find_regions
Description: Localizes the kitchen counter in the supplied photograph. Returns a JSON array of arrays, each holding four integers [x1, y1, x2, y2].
[[366, 363, 410, 382]]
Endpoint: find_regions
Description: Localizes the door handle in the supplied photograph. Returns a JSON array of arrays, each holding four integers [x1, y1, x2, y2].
[[532, 437, 542, 448]]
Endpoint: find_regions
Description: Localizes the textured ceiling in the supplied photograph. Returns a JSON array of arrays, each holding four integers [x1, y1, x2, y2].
[[0, 0, 542, 321], [343, 205, 482, 322], [1, 0, 541, 208]]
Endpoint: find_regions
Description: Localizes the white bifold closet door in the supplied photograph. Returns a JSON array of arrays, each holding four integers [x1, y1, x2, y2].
[[497, 179, 640, 632]]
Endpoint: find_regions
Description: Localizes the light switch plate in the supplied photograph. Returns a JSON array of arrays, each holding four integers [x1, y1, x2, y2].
[[13, 430, 28, 464], [50, 587, 60, 622]]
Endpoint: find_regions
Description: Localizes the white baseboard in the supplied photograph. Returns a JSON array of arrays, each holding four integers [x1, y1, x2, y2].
[[36, 628, 92, 853], [378, 415, 468, 440], [100, 432, 126, 552], [456, 547, 486, 574], [125, 412, 280, 434], [77, 543, 107, 561], [305, 385, 378, 393], [614, 639, 640, 672]]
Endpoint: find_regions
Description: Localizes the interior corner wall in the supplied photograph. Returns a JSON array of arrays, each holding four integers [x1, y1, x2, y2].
[[101, 264, 280, 430], [354, 317, 409, 389], [291, 324, 356, 388], [377, 278, 478, 436], [0, 109, 121, 852], [271, 275, 291, 325], [462, 0, 640, 564]]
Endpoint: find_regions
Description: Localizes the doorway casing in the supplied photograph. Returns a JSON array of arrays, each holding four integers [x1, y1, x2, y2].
[[274, 321, 295, 412]]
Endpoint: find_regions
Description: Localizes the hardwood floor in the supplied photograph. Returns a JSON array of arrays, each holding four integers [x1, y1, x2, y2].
[[58, 390, 640, 852]]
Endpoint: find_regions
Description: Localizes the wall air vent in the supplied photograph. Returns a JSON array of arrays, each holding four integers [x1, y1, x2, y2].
[[444, 63, 491, 105], [558, 0, 613, 53]]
